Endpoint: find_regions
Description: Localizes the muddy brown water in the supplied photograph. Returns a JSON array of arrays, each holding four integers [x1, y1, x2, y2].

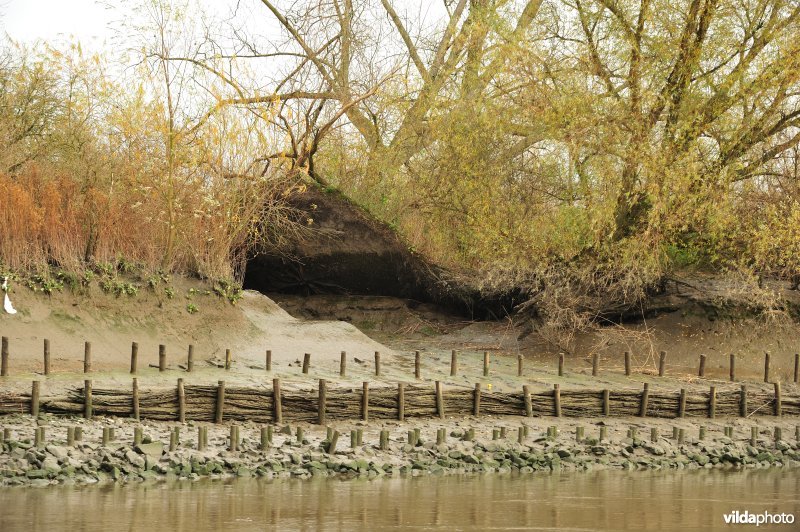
[[1, 470, 798, 531]]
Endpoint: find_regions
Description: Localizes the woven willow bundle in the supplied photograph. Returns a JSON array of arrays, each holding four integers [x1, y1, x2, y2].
[[560, 391, 604, 417], [481, 391, 525, 416], [402, 385, 437, 418], [3, 381, 797, 422], [442, 389, 474, 416], [324, 387, 363, 420], [0, 392, 28, 415]]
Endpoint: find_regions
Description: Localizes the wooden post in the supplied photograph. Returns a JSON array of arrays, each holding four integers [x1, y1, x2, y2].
[[168, 429, 177, 452], [414, 351, 421, 379], [576, 426, 584, 442], [553, 384, 561, 417], [672, 426, 679, 440], [1, 336, 8, 376], [327, 430, 339, 454], [523, 385, 532, 417], [197, 426, 206, 451], [750, 426, 758, 446], [225, 348, 232, 370], [774, 382, 782, 417], [658, 351, 666, 377], [130, 342, 138, 374], [380, 430, 388, 451], [350, 430, 357, 449], [302, 353, 310, 374], [340, 351, 346, 377], [177, 378, 186, 423], [558, 353, 564, 376], [729, 353, 735, 382], [215, 380, 225, 424], [473, 383, 481, 416], [698, 354, 706, 377], [318, 379, 327, 425], [398, 383, 405, 421], [517, 354, 523, 377], [624, 351, 631, 376], [374, 351, 381, 377], [483, 351, 489, 377], [435, 381, 444, 419], [764, 351, 770, 383], [518, 426, 524, 444], [132, 378, 140, 421], [640, 383, 649, 417], [67, 427, 75, 447], [699, 426, 706, 440], [602, 389, 610, 416], [794, 353, 799, 384], [187, 345, 194, 373], [229, 425, 238, 451], [450, 350, 458, 377], [43, 339, 50, 376], [740, 384, 748, 417], [273, 378, 282, 423], [266, 350, 272, 372], [678, 388, 686, 418], [84, 379, 92, 419], [260, 427, 269, 450], [84, 341, 92, 373], [74, 426, 82, 442], [709, 386, 717, 419], [592, 353, 599, 377], [774, 427, 782, 445], [159, 344, 166, 372], [677, 428, 685, 444], [361, 381, 369, 421], [31, 381, 40, 417], [599, 426, 607, 442]]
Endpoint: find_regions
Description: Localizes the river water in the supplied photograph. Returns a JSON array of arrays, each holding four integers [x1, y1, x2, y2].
[[1, 470, 798, 530]]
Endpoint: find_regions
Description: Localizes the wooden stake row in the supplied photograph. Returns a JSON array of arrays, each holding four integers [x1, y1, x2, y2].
[[4, 421, 797, 453], [16, 375, 794, 426], [2, 336, 799, 388]]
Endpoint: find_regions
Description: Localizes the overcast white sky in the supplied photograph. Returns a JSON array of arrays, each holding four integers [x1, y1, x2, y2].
[[1, 0, 116, 47]]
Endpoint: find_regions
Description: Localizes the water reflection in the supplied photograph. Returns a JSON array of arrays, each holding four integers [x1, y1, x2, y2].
[[1, 470, 798, 531]]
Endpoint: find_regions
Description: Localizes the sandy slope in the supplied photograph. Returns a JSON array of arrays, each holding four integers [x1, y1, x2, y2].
[[0, 278, 391, 382]]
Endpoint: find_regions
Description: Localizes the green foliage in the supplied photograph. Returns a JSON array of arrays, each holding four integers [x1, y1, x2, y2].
[[100, 277, 138, 297], [55, 270, 80, 291], [186, 302, 198, 314], [25, 273, 63, 295], [213, 279, 243, 305], [164, 286, 175, 299]]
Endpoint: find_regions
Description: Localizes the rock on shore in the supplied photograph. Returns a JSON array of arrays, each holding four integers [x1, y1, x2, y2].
[[1, 415, 798, 487]]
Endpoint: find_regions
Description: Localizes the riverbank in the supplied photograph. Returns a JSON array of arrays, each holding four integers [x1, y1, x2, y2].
[[1, 414, 798, 487]]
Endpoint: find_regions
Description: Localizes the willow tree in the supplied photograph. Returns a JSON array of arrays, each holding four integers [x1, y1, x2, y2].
[[548, 0, 800, 243], [147, 0, 800, 321]]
